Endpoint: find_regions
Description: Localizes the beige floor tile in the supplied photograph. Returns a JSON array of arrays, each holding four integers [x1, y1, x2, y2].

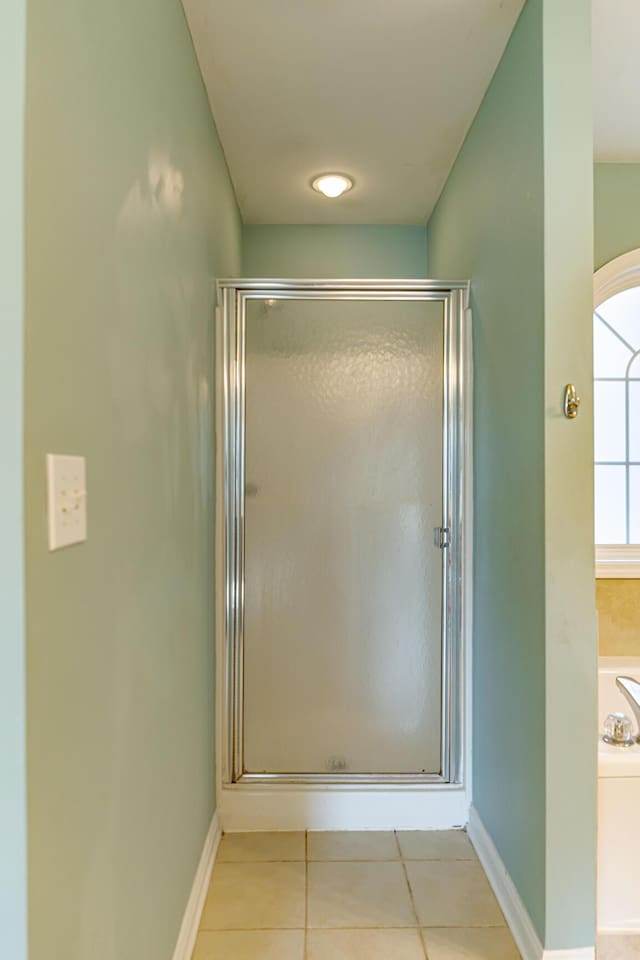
[[307, 861, 416, 928], [200, 861, 305, 930], [217, 831, 305, 862], [308, 831, 398, 861], [423, 926, 521, 959], [406, 860, 504, 927], [397, 830, 476, 861], [307, 928, 425, 959], [193, 930, 304, 959], [598, 934, 640, 960]]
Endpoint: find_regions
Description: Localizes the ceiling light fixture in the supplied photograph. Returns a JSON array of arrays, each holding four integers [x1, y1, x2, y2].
[[311, 173, 354, 198]]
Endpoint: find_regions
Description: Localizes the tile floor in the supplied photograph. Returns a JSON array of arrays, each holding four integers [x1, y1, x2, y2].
[[192, 830, 521, 959], [598, 935, 640, 960]]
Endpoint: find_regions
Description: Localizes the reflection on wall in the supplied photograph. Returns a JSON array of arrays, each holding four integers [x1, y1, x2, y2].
[[597, 580, 640, 656]]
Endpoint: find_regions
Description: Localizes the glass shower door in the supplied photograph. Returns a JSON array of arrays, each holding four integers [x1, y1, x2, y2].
[[241, 297, 446, 776]]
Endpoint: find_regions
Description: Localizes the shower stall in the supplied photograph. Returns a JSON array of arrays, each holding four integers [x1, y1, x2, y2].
[[216, 280, 470, 821]]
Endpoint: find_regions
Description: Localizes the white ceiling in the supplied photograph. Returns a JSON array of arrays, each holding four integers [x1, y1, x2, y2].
[[182, 0, 525, 224], [182, 1, 638, 222], [593, 0, 640, 162]]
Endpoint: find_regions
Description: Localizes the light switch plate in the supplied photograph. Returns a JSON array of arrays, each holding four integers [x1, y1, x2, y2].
[[46, 454, 87, 551]]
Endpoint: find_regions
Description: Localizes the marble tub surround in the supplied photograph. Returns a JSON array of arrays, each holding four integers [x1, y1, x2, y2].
[[597, 580, 640, 657], [192, 829, 520, 960]]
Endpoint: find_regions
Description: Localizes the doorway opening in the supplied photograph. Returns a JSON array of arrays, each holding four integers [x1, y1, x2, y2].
[[593, 249, 640, 953], [215, 280, 471, 827]]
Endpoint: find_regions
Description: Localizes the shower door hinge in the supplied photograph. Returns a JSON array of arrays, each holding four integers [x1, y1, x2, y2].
[[435, 526, 450, 549]]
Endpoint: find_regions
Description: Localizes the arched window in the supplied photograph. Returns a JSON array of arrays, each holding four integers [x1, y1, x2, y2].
[[594, 249, 640, 576]]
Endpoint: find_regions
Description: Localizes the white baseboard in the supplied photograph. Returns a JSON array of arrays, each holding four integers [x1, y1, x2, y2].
[[219, 784, 469, 832], [171, 812, 221, 960], [468, 807, 594, 960], [543, 953, 596, 959]]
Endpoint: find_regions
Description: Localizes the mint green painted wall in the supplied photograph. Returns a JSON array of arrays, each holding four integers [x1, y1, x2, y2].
[[429, 0, 546, 935], [428, 0, 596, 948], [243, 224, 427, 277], [0, 2, 27, 959], [24, 1, 241, 958], [594, 163, 640, 269]]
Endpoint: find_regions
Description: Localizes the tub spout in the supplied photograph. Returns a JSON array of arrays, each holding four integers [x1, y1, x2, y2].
[[616, 676, 640, 739]]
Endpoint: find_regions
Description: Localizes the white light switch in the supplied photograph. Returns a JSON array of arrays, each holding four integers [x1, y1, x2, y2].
[[46, 454, 87, 551]]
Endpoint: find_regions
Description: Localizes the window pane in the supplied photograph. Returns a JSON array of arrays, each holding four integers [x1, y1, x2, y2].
[[630, 381, 640, 463], [594, 381, 626, 462], [594, 313, 634, 377], [598, 287, 640, 351], [630, 466, 640, 545], [595, 465, 626, 544]]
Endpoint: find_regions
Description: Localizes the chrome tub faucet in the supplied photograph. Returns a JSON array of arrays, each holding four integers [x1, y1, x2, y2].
[[616, 676, 640, 740]]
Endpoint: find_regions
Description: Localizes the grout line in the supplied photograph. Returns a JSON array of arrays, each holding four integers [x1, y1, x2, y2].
[[200, 926, 306, 932], [396, 831, 430, 960], [304, 830, 309, 960], [217, 856, 475, 864], [217, 858, 306, 863], [306, 857, 401, 863], [393, 830, 403, 859], [199, 923, 506, 932]]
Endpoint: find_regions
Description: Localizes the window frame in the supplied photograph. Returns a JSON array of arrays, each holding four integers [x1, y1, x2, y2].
[[594, 247, 640, 578]]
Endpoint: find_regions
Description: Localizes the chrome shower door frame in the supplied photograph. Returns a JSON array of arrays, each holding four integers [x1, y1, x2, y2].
[[218, 279, 470, 787]]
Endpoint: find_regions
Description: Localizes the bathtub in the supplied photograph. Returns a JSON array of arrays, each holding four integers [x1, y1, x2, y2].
[[598, 656, 640, 934]]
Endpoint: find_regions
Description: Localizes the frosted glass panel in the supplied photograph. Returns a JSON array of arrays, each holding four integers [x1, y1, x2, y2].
[[594, 381, 626, 462], [595, 465, 626, 544], [243, 298, 444, 775]]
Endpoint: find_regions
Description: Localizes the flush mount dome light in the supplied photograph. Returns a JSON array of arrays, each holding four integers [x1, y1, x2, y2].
[[311, 173, 354, 198]]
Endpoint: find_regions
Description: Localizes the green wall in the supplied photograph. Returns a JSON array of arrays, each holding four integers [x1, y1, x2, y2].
[[243, 224, 427, 277], [0, 2, 28, 959], [428, 0, 546, 935], [428, 0, 596, 949], [23, 1, 241, 958], [594, 163, 640, 269]]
